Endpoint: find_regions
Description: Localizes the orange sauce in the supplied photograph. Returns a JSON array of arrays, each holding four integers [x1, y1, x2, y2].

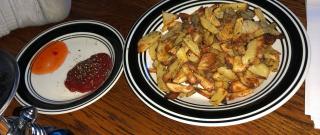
[[31, 41, 68, 74]]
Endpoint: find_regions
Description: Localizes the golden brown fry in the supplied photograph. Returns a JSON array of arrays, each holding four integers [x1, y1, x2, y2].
[[194, 73, 215, 90], [239, 70, 263, 88], [173, 70, 188, 83], [148, 42, 158, 61], [138, 31, 161, 52], [233, 17, 244, 39], [176, 46, 189, 63], [217, 67, 238, 81], [229, 81, 249, 92], [166, 83, 194, 93], [220, 3, 248, 11], [248, 63, 270, 78], [148, 67, 157, 73], [196, 89, 215, 99], [200, 16, 219, 34], [163, 60, 181, 82], [157, 41, 172, 64], [228, 89, 253, 100], [183, 35, 201, 57], [162, 12, 178, 32], [187, 51, 200, 63], [232, 56, 246, 72], [210, 88, 228, 106], [205, 7, 221, 27], [254, 8, 266, 23], [156, 63, 169, 92], [242, 37, 264, 65], [198, 53, 216, 71]]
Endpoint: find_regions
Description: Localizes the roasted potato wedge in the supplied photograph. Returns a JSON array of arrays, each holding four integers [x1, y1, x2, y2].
[[162, 12, 178, 32], [242, 37, 264, 65], [194, 73, 215, 90], [217, 67, 238, 81], [183, 35, 201, 57], [166, 83, 194, 93], [138, 31, 161, 52], [200, 16, 219, 34], [210, 88, 228, 106], [248, 63, 270, 78]]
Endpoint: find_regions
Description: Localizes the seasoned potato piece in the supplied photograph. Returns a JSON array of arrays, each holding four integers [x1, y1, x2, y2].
[[196, 89, 215, 99], [229, 81, 249, 92], [176, 46, 189, 63], [191, 32, 203, 44], [162, 12, 178, 32], [220, 43, 235, 56], [203, 31, 215, 45], [248, 63, 270, 78], [233, 17, 244, 39], [138, 31, 161, 52], [179, 90, 197, 98], [205, 6, 221, 27], [157, 41, 171, 64], [166, 83, 194, 93], [156, 63, 169, 92], [163, 60, 181, 82], [254, 8, 266, 23], [241, 20, 260, 34], [213, 7, 224, 19], [217, 22, 235, 42], [211, 43, 222, 51], [232, 56, 246, 72], [210, 88, 228, 106], [200, 16, 219, 34], [239, 71, 262, 88], [148, 67, 157, 73], [148, 42, 158, 61], [228, 89, 253, 100], [215, 81, 230, 90], [194, 73, 215, 90], [187, 51, 200, 63], [183, 35, 201, 56], [217, 67, 238, 81], [264, 47, 280, 71], [173, 70, 188, 83], [165, 92, 180, 99], [198, 53, 216, 71], [212, 72, 229, 82], [220, 3, 248, 11], [242, 37, 264, 65]]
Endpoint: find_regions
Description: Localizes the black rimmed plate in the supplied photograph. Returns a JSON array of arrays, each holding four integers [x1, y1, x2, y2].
[[16, 20, 124, 114], [124, 0, 310, 126]]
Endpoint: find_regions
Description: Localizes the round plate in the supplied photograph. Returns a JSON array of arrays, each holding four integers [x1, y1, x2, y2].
[[124, 0, 310, 126], [0, 50, 20, 114], [16, 20, 124, 114]]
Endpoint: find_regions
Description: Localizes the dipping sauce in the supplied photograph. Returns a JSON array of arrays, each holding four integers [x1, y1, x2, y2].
[[64, 53, 113, 93], [31, 41, 68, 74]]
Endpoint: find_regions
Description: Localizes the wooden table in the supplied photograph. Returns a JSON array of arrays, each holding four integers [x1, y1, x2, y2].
[[0, 0, 318, 134]]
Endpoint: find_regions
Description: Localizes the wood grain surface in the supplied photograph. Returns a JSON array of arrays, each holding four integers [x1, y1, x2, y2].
[[0, 0, 318, 134]]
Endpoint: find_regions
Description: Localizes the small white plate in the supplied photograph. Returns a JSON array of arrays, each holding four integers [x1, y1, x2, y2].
[[16, 20, 124, 114]]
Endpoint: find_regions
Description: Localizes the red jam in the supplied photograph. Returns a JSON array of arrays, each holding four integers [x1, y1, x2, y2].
[[65, 53, 113, 93]]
